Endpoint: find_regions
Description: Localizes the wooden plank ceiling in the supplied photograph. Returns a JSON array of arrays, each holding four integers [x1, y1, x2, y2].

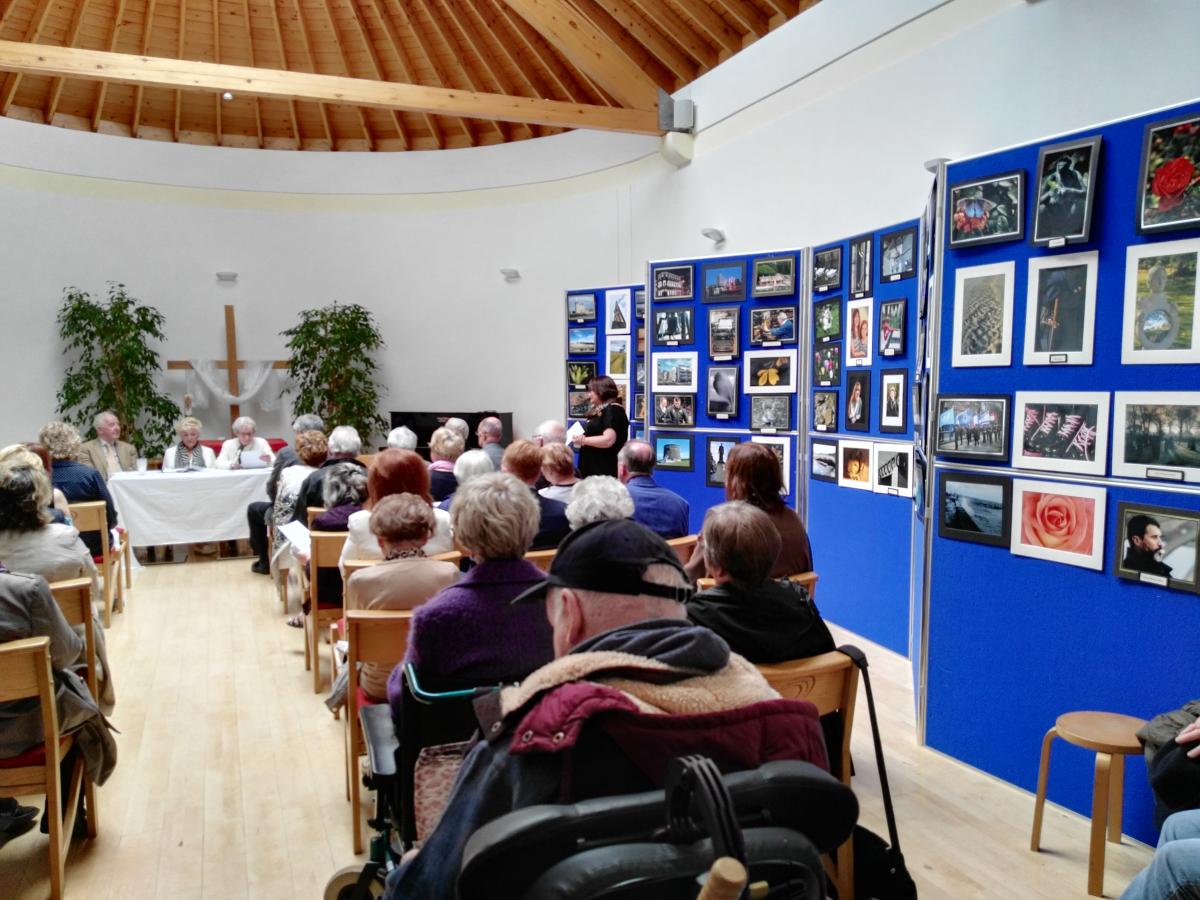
[[0, 0, 818, 150]]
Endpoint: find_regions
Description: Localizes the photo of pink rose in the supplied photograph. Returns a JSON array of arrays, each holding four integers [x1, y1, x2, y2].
[[1011, 479, 1107, 570]]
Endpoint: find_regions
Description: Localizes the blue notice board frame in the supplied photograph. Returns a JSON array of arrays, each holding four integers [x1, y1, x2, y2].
[[565, 283, 646, 438]]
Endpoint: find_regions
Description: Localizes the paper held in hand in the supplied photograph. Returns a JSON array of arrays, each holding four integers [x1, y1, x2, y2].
[[566, 421, 586, 445], [277, 520, 311, 558]]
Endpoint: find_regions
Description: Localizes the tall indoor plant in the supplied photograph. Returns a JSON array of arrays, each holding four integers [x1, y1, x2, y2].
[[281, 302, 387, 443], [56, 283, 180, 456]]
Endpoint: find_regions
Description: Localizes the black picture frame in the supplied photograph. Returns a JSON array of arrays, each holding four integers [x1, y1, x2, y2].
[[653, 394, 696, 427], [1113, 501, 1200, 593], [813, 246, 842, 294], [812, 390, 838, 432], [708, 306, 740, 358], [700, 261, 747, 303], [633, 393, 645, 422], [567, 326, 597, 356], [879, 225, 917, 282], [813, 296, 842, 343], [750, 395, 790, 432], [652, 306, 695, 346], [937, 471, 1012, 547], [654, 434, 694, 472], [879, 368, 907, 434], [634, 288, 646, 320], [652, 264, 694, 301], [878, 298, 905, 357], [748, 305, 798, 346], [706, 365, 739, 418], [1137, 112, 1200, 235], [848, 234, 873, 299], [566, 360, 597, 389], [845, 370, 871, 432], [810, 439, 838, 483], [813, 343, 842, 387], [566, 293, 597, 322], [568, 390, 591, 418], [948, 170, 1026, 248], [706, 437, 741, 487], [751, 255, 796, 298], [933, 393, 1011, 463], [1032, 135, 1101, 247]]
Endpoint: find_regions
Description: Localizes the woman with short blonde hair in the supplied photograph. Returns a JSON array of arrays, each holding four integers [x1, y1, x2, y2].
[[452, 472, 539, 560], [37, 421, 83, 462], [539, 443, 579, 504], [163, 416, 216, 470], [428, 426, 465, 502]]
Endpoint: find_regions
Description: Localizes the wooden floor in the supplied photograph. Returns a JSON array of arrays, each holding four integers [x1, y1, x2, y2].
[[0, 559, 1153, 899]]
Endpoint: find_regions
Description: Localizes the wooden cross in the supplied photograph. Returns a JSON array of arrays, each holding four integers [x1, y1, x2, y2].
[[167, 305, 289, 428]]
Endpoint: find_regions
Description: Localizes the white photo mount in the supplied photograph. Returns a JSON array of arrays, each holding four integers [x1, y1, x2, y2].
[[1120, 238, 1200, 365], [605, 287, 632, 336], [846, 297, 873, 368], [605, 334, 631, 379], [837, 439, 874, 491], [1022, 251, 1098, 366], [1112, 391, 1200, 483], [1011, 391, 1110, 477], [1010, 478, 1107, 570], [743, 349, 797, 395], [751, 435, 791, 494], [872, 442, 913, 497], [651, 351, 699, 393], [952, 260, 1015, 368]]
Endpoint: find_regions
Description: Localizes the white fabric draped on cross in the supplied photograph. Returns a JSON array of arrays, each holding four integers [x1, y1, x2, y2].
[[185, 360, 285, 411]]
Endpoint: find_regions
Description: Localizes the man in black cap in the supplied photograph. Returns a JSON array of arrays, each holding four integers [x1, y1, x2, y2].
[[383, 518, 829, 900]]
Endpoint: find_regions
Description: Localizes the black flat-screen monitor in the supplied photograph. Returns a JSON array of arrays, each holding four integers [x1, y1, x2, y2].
[[387, 411, 513, 457]]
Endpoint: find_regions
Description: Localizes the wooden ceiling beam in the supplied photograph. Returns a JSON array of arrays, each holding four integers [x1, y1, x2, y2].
[[286, 0, 336, 147], [237, 0, 265, 146], [385, 0, 472, 145], [173, 0, 186, 139], [625, 0, 716, 71], [44, 0, 92, 123], [93, 0, 130, 130], [0, 38, 662, 132], [761, 0, 799, 16], [213, 0, 223, 142], [341, 0, 409, 147], [666, 0, 740, 56], [360, 0, 438, 148], [576, 0, 688, 87], [498, 0, 656, 109], [131, 0, 161, 137], [264, 0, 302, 146], [485, 0, 596, 106], [310, 0, 375, 149], [0, 0, 56, 116], [714, 0, 768, 41]]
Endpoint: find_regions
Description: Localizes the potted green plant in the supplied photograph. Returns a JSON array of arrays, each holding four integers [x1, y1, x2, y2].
[[56, 283, 181, 456], [281, 302, 387, 443]]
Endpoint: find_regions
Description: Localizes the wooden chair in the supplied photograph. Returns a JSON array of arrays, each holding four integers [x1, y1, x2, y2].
[[68, 501, 125, 627], [306, 507, 327, 527], [306, 530, 348, 692], [345, 609, 414, 853], [696, 571, 819, 602], [356, 453, 377, 468], [329, 559, 384, 717], [430, 549, 463, 566], [0, 636, 97, 899], [667, 534, 698, 564], [756, 649, 859, 900], [524, 548, 556, 572], [48, 578, 99, 700]]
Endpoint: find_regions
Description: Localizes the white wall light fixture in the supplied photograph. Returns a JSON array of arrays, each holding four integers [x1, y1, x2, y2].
[[499, 267, 521, 282], [216, 271, 238, 283], [700, 227, 726, 246]]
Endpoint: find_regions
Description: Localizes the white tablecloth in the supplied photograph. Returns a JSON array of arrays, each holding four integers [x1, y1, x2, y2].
[[108, 469, 270, 546]]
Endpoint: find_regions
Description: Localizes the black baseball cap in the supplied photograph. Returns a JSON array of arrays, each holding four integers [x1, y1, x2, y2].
[[511, 518, 693, 605]]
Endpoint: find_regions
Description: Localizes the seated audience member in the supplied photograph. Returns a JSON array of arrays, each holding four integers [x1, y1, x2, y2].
[[538, 443, 579, 504], [532, 419, 572, 491], [437, 449, 493, 512], [78, 410, 137, 480], [685, 442, 813, 583], [386, 426, 418, 450], [617, 440, 690, 539], [476, 416, 505, 469], [501, 440, 570, 550], [565, 476, 633, 530], [272, 431, 327, 526], [387, 472, 553, 718], [443, 417, 470, 447], [37, 421, 117, 559], [215, 415, 275, 469], [687, 502, 833, 664], [162, 416, 216, 470], [293, 425, 366, 525], [0, 445, 70, 524], [383, 518, 828, 899], [427, 427, 464, 503], [312, 463, 369, 531], [247, 413, 324, 574]]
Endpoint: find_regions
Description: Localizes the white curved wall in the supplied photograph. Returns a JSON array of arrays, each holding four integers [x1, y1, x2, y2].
[[2, 0, 1198, 445]]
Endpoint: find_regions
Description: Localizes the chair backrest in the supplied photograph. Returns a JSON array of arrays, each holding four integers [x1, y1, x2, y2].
[[67, 501, 110, 557], [306, 507, 328, 527], [357, 453, 377, 468], [309, 531, 348, 608], [47, 578, 98, 698], [667, 534, 698, 564], [346, 609, 413, 668], [430, 549, 463, 565], [0, 637, 62, 777], [342, 558, 380, 589], [523, 548, 556, 572], [696, 571, 818, 601]]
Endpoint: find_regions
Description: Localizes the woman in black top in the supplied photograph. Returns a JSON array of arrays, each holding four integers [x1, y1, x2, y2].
[[574, 376, 629, 477]]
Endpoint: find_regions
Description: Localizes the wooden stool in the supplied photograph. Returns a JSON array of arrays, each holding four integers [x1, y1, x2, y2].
[[1030, 710, 1146, 897]]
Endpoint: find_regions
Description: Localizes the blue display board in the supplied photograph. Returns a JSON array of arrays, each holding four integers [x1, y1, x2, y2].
[[928, 99, 1200, 845], [565, 283, 645, 436]]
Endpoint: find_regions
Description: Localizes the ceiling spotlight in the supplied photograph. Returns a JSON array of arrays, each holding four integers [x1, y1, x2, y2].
[[499, 267, 521, 282], [221, 91, 234, 102], [700, 226, 726, 245]]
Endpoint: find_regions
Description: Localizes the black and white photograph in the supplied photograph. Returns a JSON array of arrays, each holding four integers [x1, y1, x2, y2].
[[838, 439, 873, 491], [873, 443, 913, 497], [636, 359, 645, 389], [568, 326, 597, 356], [707, 365, 739, 417], [813, 391, 838, 431], [750, 395, 790, 431], [811, 439, 838, 483], [948, 170, 1025, 247], [879, 226, 917, 281], [952, 261, 1015, 367], [1121, 238, 1200, 365], [1023, 251, 1098, 366], [849, 234, 873, 298], [749, 306, 797, 345], [653, 306, 695, 345], [938, 472, 1011, 547], [1112, 391, 1200, 483], [878, 298, 905, 356], [655, 435, 694, 471], [606, 288, 631, 335], [879, 369, 907, 434], [651, 351, 698, 393], [813, 344, 842, 387], [634, 288, 646, 320], [707, 437, 740, 487], [752, 255, 796, 298], [567, 360, 597, 389], [701, 261, 746, 302], [744, 349, 797, 394], [652, 264, 694, 301], [708, 306, 739, 357], [568, 390, 591, 418], [653, 393, 695, 427], [935, 394, 1010, 462], [752, 436, 791, 493], [1012, 391, 1110, 476], [1114, 502, 1200, 592], [814, 297, 841, 343], [567, 293, 597, 321], [845, 370, 870, 432], [1032, 135, 1101, 246], [813, 246, 842, 294]]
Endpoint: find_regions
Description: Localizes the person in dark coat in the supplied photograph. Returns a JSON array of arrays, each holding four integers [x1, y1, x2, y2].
[[501, 440, 569, 550]]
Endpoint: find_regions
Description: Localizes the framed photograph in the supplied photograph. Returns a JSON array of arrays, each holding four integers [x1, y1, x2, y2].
[[606, 334, 631, 378], [813, 297, 841, 343], [707, 365, 739, 418], [873, 443, 913, 497], [1121, 238, 1200, 365], [1137, 112, 1200, 234], [744, 349, 797, 395], [633, 393, 646, 422], [706, 437, 741, 487], [914, 453, 927, 522], [934, 394, 1010, 462], [1011, 479, 1106, 571], [845, 370, 871, 432], [1023, 252, 1098, 365], [813, 391, 838, 432], [568, 390, 591, 418], [1012, 391, 1110, 476], [1112, 391, 1200, 484], [653, 306, 695, 345], [752, 255, 796, 298], [1032, 135, 1101, 246], [879, 226, 917, 281], [653, 394, 695, 427], [952, 261, 1015, 367], [938, 471, 1011, 547], [614, 380, 629, 410], [948, 170, 1025, 248], [635, 359, 645, 389], [634, 288, 646, 320], [567, 360, 597, 389], [846, 298, 873, 367], [637, 326, 646, 356], [813, 246, 842, 294], [749, 306, 797, 346], [566, 293, 597, 322], [568, 326, 597, 356], [606, 288, 631, 335], [1114, 502, 1200, 592], [655, 434, 694, 471], [813, 344, 842, 387], [701, 261, 746, 303], [878, 298, 905, 357], [651, 351, 698, 393], [838, 439, 873, 491], [652, 264, 693, 301], [708, 307, 739, 357], [752, 435, 791, 493], [750, 395, 790, 432], [849, 234, 873, 299], [879, 369, 907, 434], [810, 439, 838, 483]]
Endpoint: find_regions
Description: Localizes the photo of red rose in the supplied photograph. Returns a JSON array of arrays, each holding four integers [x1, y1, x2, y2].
[[1140, 113, 1200, 232]]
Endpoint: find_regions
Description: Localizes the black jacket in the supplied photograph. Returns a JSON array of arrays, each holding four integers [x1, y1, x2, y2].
[[686, 578, 834, 664], [530, 490, 570, 550], [293, 456, 368, 524]]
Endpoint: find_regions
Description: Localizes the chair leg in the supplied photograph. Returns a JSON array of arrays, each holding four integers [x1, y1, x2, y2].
[[1107, 753, 1124, 843], [84, 772, 99, 839], [123, 542, 132, 590], [303, 613, 311, 671], [311, 618, 322, 693], [1088, 752, 1111, 897], [100, 562, 115, 629], [344, 709, 352, 802], [1030, 726, 1057, 851], [836, 835, 854, 900], [351, 714, 363, 854], [114, 555, 126, 614]]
